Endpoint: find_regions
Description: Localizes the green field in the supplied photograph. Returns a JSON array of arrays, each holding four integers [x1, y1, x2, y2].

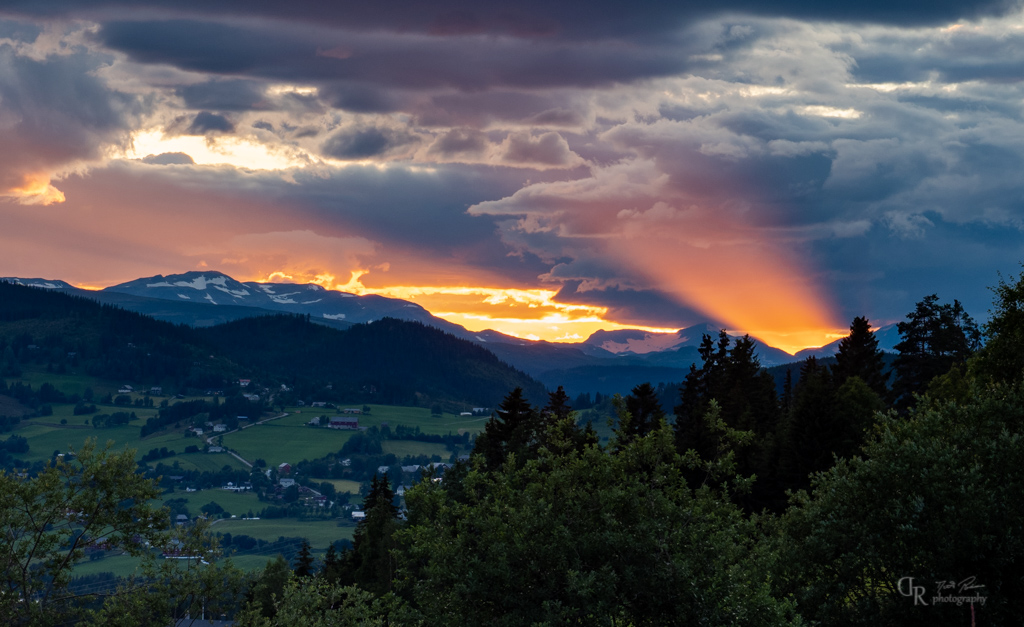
[[221, 419, 356, 466], [160, 488, 263, 517], [212, 517, 354, 550], [15, 420, 144, 463], [71, 554, 145, 579], [312, 478, 362, 494], [6, 368, 120, 399], [156, 452, 250, 474]]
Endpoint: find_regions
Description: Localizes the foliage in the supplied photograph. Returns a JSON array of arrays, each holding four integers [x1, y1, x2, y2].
[[236, 578, 409, 627], [617, 381, 665, 444], [973, 266, 1024, 384], [832, 316, 889, 397], [399, 422, 796, 627], [0, 439, 224, 626], [676, 331, 780, 509], [348, 474, 400, 595], [775, 379, 1024, 625], [893, 294, 980, 408]]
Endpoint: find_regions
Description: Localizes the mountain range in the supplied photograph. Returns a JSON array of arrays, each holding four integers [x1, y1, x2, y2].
[[4, 272, 900, 396]]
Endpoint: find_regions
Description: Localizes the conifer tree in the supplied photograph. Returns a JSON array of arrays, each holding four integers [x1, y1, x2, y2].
[[293, 539, 315, 578], [474, 387, 541, 470], [777, 357, 837, 493], [893, 294, 980, 408], [619, 382, 665, 443], [542, 385, 573, 422], [831, 316, 888, 398], [538, 385, 598, 456], [349, 473, 399, 595], [320, 543, 343, 583]]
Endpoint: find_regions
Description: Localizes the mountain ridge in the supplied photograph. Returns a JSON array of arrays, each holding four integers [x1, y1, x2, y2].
[[4, 271, 899, 396]]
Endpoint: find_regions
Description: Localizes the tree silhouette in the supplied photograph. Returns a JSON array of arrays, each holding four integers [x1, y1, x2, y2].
[[474, 387, 541, 470], [893, 295, 980, 408], [349, 473, 399, 595], [618, 382, 665, 444], [293, 539, 315, 578], [831, 316, 888, 398]]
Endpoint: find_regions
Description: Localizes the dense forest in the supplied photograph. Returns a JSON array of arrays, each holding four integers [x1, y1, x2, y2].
[[2, 270, 1023, 625]]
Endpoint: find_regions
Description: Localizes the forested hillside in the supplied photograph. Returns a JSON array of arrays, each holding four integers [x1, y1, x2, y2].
[[0, 282, 546, 408], [195, 314, 547, 406]]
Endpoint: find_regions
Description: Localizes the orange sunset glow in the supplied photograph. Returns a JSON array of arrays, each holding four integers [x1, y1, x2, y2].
[[611, 234, 844, 354], [253, 271, 681, 343]]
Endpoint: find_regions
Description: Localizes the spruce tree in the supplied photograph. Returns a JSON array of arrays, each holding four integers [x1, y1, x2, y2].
[[893, 295, 980, 408], [543, 386, 573, 422], [474, 387, 541, 471], [293, 539, 315, 578], [832, 316, 888, 398], [620, 382, 665, 442], [350, 473, 399, 595]]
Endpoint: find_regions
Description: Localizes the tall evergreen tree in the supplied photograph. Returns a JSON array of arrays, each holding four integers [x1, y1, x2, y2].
[[349, 473, 400, 595], [542, 386, 573, 422], [831, 316, 888, 398], [538, 385, 598, 456], [293, 539, 315, 578], [777, 357, 837, 493], [619, 382, 665, 443], [893, 295, 980, 408], [675, 331, 781, 509], [474, 387, 541, 471], [975, 267, 1024, 384], [319, 543, 343, 584]]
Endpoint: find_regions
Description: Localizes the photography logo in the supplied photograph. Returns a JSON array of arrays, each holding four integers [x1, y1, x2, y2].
[[898, 576, 987, 607]]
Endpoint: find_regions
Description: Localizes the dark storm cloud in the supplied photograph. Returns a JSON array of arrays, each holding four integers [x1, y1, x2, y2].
[[841, 29, 1024, 85], [427, 129, 489, 156], [554, 281, 710, 328], [321, 126, 420, 159], [416, 91, 581, 127], [0, 37, 140, 196], [501, 132, 579, 166], [810, 216, 1024, 327], [184, 111, 235, 134], [177, 79, 266, 111], [320, 84, 399, 114], [4, 0, 1020, 37], [93, 19, 692, 91], [141, 152, 195, 165]]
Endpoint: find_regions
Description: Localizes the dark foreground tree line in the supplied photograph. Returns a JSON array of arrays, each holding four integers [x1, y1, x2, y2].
[[2, 270, 1023, 626]]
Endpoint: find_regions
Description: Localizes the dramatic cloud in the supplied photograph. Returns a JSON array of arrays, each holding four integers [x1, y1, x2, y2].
[[3, 2, 1024, 347], [0, 30, 140, 203]]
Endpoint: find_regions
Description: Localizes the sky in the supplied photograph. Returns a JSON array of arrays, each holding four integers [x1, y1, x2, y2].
[[2, 0, 1024, 353]]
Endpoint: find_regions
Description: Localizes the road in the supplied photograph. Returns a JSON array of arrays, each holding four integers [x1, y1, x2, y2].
[[205, 412, 324, 499], [205, 412, 289, 468]]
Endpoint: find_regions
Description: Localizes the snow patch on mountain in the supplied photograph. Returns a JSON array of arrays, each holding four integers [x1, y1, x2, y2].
[[204, 294, 217, 305], [8, 279, 69, 289], [596, 332, 685, 355], [213, 284, 251, 298], [177, 294, 190, 300], [148, 275, 230, 291]]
